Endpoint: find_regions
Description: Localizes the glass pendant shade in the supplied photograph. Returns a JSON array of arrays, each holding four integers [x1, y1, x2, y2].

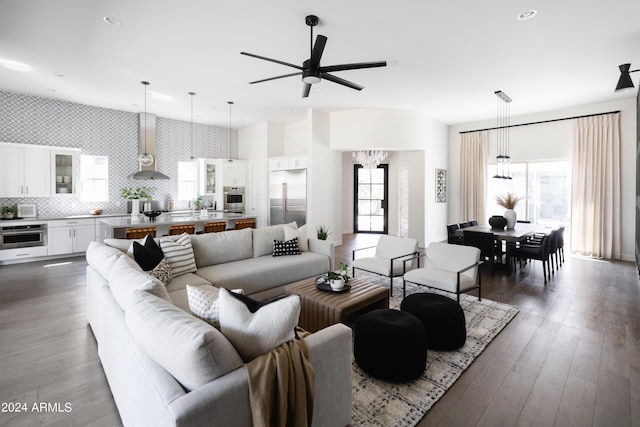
[[138, 152, 154, 167]]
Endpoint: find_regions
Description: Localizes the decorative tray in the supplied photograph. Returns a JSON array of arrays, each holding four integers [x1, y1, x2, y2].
[[315, 283, 352, 293]]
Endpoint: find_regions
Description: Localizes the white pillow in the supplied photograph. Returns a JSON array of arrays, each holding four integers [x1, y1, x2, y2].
[[160, 233, 197, 277], [218, 288, 300, 361], [186, 285, 244, 330], [284, 223, 309, 252]]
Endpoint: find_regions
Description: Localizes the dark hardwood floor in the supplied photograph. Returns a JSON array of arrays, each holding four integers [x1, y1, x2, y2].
[[1, 234, 639, 426]]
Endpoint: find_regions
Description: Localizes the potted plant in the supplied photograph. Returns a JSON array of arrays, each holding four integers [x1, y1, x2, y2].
[[192, 195, 203, 211], [325, 262, 350, 290], [496, 193, 524, 229], [120, 186, 155, 216], [1, 205, 17, 220], [316, 224, 331, 240]]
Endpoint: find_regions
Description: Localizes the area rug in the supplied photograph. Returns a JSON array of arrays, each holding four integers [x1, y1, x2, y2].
[[350, 275, 519, 427]]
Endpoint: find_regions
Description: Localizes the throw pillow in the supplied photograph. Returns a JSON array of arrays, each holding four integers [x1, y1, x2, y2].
[[284, 223, 309, 252], [132, 235, 164, 271], [148, 258, 172, 285], [218, 288, 300, 361], [272, 238, 301, 256], [160, 233, 197, 277], [186, 285, 244, 330]]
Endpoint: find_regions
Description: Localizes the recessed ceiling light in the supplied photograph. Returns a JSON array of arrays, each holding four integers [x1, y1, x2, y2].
[[102, 16, 122, 25], [53, 72, 64, 77], [517, 10, 537, 21], [148, 91, 173, 102], [0, 58, 32, 72]]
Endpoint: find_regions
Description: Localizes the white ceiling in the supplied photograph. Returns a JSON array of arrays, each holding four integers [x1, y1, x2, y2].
[[1, 0, 638, 129]]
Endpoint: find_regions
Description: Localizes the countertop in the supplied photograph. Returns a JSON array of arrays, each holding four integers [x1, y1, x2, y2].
[[99, 212, 255, 228]]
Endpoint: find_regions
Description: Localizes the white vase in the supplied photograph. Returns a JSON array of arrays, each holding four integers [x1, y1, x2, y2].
[[330, 278, 345, 291], [130, 199, 140, 218], [504, 209, 516, 229]]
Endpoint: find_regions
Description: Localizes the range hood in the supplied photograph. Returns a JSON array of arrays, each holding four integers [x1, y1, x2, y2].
[[131, 113, 169, 180]]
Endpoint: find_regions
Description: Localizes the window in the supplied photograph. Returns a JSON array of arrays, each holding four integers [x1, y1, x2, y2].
[[487, 161, 571, 225], [177, 161, 198, 201], [80, 155, 108, 202]]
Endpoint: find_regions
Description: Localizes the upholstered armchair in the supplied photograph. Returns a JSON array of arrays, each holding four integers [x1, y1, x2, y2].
[[402, 242, 482, 301], [352, 235, 419, 296]]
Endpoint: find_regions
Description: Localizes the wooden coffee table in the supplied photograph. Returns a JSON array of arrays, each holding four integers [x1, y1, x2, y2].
[[284, 277, 389, 333]]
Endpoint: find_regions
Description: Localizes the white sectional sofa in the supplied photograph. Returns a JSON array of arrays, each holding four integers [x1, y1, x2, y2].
[[85, 223, 353, 427]]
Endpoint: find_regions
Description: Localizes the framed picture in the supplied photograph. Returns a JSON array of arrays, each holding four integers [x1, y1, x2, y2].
[[436, 169, 447, 203]]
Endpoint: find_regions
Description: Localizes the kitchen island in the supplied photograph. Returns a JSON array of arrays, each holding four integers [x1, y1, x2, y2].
[[99, 211, 256, 238]]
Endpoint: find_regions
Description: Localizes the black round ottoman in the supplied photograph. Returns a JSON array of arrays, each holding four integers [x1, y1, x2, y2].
[[354, 309, 427, 382], [400, 293, 466, 351]]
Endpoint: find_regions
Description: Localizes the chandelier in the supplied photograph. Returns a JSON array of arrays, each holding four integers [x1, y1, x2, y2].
[[493, 90, 512, 180], [352, 150, 388, 170]]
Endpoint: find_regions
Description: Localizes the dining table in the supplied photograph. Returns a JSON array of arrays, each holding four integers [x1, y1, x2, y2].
[[455, 222, 556, 273]]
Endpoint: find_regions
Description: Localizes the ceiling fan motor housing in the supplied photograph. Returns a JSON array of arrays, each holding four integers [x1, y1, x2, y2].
[[302, 59, 321, 83]]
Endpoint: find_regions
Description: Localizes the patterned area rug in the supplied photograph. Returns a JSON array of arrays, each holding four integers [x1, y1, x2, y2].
[[351, 275, 519, 427]]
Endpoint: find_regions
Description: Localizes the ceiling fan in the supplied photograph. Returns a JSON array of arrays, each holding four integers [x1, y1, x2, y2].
[[240, 15, 387, 98]]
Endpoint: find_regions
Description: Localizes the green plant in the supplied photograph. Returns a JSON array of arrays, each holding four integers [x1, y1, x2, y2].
[[120, 186, 155, 200], [325, 262, 350, 283], [496, 192, 524, 209], [316, 224, 331, 240], [1, 205, 17, 215], [192, 195, 203, 207]]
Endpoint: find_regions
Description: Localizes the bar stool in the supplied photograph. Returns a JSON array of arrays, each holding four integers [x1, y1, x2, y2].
[[201, 221, 227, 234], [166, 224, 196, 236], [125, 227, 157, 240], [234, 219, 256, 230]]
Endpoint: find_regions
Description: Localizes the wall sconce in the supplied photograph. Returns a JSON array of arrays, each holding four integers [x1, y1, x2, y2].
[[615, 63, 639, 91]]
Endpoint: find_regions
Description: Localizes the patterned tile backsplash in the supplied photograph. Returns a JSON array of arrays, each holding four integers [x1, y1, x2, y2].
[[0, 90, 237, 217]]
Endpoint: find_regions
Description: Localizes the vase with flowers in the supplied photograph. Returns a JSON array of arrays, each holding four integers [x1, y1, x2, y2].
[[496, 193, 524, 229]]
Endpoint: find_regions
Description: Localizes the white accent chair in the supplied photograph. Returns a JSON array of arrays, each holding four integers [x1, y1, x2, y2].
[[402, 242, 483, 301], [352, 235, 419, 296]]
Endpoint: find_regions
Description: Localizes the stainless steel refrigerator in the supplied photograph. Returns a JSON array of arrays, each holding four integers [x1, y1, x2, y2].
[[269, 169, 306, 226]]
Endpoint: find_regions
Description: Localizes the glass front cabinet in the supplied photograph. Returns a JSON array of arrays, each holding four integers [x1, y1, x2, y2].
[[51, 150, 76, 196], [199, 159, 216, 196]]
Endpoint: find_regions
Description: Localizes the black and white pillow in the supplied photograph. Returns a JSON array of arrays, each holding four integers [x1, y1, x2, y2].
[[272, 237, 301, 256], [132, 235, 164, 271], [148, 258, 172, 285], [159, 233, 197, 277]]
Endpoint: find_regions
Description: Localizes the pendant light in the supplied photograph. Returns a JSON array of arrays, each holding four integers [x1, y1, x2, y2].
[[226, 101, 236, 170], [138, 81, 154, 167], [493, 90, 512, 180], [352, 150, 388, 169], [188, 91, 197, 162]]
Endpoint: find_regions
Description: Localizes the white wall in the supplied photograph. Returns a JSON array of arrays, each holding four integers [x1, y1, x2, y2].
[[284, 120, 308, 155], [425, 121, 449, 245], [448, 97, 636, 261]]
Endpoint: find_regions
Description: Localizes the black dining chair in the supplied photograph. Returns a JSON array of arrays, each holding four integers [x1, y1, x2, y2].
[[447, 223, 464, 245], [463, 230, 502, 277], [512, 233, 551, 283], [469, 219, 479, 226], [459, 221, 471, 229], [557, 226, 566, 263]]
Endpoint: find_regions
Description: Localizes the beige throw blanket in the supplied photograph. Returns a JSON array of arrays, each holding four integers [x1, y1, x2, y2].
[[246, 330, 316, 427]]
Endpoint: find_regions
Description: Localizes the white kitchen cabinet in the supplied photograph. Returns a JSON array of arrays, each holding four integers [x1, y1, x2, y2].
[[47, 218, 95, 255], [222, 159, 246, 186], [0, 145, 50, 197], [0, 246, 48, 262], [198, 159, 217, 195], [269, 155, 307, 171], [51, 150, 76, 196]]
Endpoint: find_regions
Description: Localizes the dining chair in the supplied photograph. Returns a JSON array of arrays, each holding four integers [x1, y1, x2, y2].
[[234, 219, 256, 230], [447, 223, 464, 245], [459, 221, 471, 229], [516, 219, 531, 224], [201, 221, 227, 234], [557, 226, 566, 263], [512, 233, 551, 283], [166, 224, 196, 236], [469, 219, 479, 226], [462, 230, 502, 277], [124, 226, 157, 240]]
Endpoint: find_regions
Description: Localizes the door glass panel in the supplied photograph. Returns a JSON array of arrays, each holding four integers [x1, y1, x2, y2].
[[355, 165, 388, 234]]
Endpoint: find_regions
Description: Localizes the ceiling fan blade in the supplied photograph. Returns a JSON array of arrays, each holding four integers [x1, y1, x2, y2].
[[310, 35, 327, 69], [240, 52, 303, 70], [302, 83, 312, 98], [249, 72, 301, 84], [320, 61, 387, 73], [321, 73, 364, 91]]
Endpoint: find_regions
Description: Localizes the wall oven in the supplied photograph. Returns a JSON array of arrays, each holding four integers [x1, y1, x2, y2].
[[223, 186, 245, 213], [0, 224, 47, 249]]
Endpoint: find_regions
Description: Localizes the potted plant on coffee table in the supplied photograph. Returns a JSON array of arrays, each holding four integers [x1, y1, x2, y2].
[[325, 262, 350, 291]]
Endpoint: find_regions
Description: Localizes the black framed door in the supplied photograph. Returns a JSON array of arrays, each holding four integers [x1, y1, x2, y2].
[[354, 164, 389, 234]]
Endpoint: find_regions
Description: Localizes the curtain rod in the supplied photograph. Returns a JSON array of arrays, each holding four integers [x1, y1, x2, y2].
[[459, 110, 621, 134]]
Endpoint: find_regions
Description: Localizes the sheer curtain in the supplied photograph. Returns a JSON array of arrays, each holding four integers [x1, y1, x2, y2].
[[572, 113, 621, 259], [460, 131, 488, 224]]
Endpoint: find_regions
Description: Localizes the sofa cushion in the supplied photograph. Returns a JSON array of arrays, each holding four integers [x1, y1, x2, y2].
[[284, 223, 309, 252], [272, 238, 301, 256], [190, 228, 253, 267], [252, 224, 286, 257], [165, 272, 212, 293], [195, 251, 331, 296], [125, 289, 244, 392], [86, 241, 122, 279], [218, 288, 300, 361], [107, 254, 172, 311], [159, 233, 197, 277]]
